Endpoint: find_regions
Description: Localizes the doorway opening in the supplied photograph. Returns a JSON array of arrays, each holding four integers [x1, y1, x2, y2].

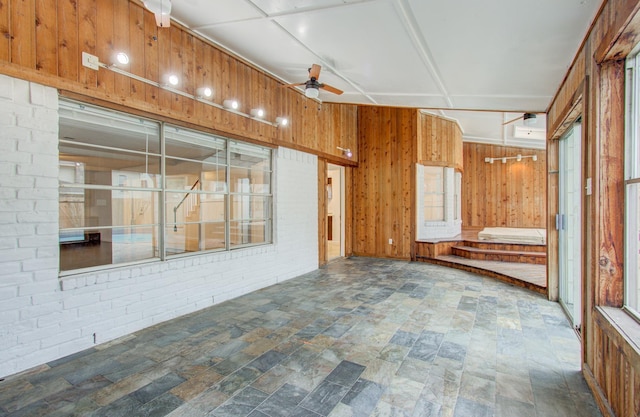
[[327, 164, 345, 260]]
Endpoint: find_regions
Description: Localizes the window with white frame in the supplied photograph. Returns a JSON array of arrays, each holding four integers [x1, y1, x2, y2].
[[58, 100, 273, 273], [625, 49, 640, 319], [422, 166, 445, 221]]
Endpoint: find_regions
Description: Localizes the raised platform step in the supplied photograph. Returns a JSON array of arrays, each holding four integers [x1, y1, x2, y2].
[[463, 240, 546, 253], [451, 245, 546, 265], [417, 255, 547, 295]]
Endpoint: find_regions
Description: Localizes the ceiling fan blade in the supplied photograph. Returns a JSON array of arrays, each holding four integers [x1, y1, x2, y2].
[[319, 83, 343, 95], [309, 64, 321, 80], [502, 115, 524, 125]]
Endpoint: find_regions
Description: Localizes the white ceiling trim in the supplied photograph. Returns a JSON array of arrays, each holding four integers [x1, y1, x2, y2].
[[189, 0, 380, 30], [393, 0, 453, 108]]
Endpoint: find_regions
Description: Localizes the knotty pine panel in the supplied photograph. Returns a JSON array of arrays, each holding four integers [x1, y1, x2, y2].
[[353, 106, 415, 259], [0, 0, 9, 62], [417, 112, 463, 170], [462, 143, 546, 229], [0, 0, 356, 162], [318, 158, 328, 266]]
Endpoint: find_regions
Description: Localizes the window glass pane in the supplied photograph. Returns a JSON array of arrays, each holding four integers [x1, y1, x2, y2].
[[165, 222, 225, 255], [230, 220, 268, 247], [230, 195, 271, 221], [229, 141, 271, 193], [626, 183, 640, 315], [59, 103, 160, 154], [423, 166, 445, 221], [230, 167, 270, 193], [166, 192, 225, 224], [59, 142, 160, 188], [59, 189, 159, 228], [60, 226, 159, 272]]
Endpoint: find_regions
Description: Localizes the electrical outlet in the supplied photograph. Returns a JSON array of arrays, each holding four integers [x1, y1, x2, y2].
[[388, 238, 393, 245], [82, 52, 100, 70]]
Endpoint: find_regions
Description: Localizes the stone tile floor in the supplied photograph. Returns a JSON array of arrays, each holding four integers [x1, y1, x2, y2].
[[0, 258, 602, 417]]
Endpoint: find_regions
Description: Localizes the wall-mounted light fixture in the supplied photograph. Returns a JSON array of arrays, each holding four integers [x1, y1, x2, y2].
[[163, 73, 179, 86], [112, 52, 130, 67], [275, 117, 289, 126], [250, 108, 265, 119], [484, 154, 538, 164], [196, 87, 213, 99], [223, 99, 239, 110], [337, 146, 353, 158]]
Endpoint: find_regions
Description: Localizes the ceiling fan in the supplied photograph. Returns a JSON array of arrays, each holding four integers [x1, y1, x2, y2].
[[502, 112, 538, 126], [144, 0, 171, 27], [283, 64, 344, 99]]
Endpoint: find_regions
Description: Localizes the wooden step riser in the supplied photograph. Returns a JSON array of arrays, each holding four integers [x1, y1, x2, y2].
[[452, 247, 546, 264], [463, 240, 546, 253]]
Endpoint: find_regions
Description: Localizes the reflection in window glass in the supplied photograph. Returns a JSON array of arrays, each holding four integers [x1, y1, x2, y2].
[[58, 101, 273, 273], [59, 102, 161, 272]]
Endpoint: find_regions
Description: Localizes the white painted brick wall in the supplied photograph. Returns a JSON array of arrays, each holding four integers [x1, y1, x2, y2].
[[0, 74, 319, 378]]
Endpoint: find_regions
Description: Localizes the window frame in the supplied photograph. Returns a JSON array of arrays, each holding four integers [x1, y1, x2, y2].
[[624, 49, 640, 321], [58, 99, 274, 275]]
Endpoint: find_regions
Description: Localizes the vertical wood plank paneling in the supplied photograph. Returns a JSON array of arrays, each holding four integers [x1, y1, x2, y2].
[[344, 166, 353, 257], [113, 0, 130, 99], [354, 106, 414, 259], [462, 143, 546, 229], [597, 60, 625, 308], [416, 112, 463, 169], [95, 0, 114, 93], [0, 0, 9, 61], [35, 0, 57, 74], [78, 0, 97, 87], [11, 0, 35, 68], [181, 30, 195, 120], [58, 0, 78, 80], [143, 9, 158, 107], [318, 158, 328, 266], [128, 2, 145, 102]]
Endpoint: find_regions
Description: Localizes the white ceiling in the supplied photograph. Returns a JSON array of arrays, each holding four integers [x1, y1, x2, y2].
[[169, 0, 602, 148]]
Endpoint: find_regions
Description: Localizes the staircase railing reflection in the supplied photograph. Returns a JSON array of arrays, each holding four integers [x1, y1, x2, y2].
[[173, 179, 200, 232]]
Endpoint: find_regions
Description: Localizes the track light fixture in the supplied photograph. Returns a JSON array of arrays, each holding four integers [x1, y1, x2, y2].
[[250, 108, 265, 118], [275, 117, 289, 127], [337, 146, 353, 158], [484, 154, 539, 164], [223, 99, 239, 110], [113, 52, 129, 66], [196, 87, 213, 99], [81, 51, 286, 128]]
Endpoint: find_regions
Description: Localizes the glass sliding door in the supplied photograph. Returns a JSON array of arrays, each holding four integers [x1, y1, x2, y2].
[[558, 122, 582, 331]]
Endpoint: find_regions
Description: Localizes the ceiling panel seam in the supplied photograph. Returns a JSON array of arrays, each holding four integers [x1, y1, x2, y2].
[[393, 0, 452, 108]]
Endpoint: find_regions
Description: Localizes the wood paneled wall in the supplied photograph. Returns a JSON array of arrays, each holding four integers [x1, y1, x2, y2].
[[353, 106, 416, 259], [546, 1, 640, 416], [417, 112, 463, 171], [462, 143, 546, 229], [0, 0, 357, 162]]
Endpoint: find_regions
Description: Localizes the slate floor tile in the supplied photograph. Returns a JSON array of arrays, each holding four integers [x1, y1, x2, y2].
[[0, 258, 602, 417]]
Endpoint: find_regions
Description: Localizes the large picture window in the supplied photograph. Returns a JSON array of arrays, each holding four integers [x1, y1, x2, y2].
[[625, 50, 640, 319], [58, 100, 273, 273]]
